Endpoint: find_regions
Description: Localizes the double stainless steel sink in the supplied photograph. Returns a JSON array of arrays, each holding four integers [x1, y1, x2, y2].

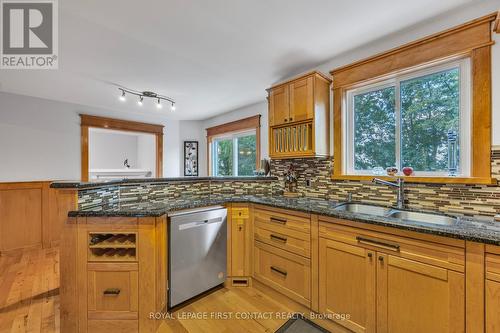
[[334, 203, 457, 226]]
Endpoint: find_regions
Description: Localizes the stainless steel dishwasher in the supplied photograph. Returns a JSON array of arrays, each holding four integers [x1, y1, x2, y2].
[[168, 206, 227, 308]]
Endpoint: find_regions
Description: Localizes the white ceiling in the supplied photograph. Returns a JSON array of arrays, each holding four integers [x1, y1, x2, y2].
[[0, 0, 478, 121]]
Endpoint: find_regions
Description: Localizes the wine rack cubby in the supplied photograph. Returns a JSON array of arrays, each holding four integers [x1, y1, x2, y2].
[[88, 232, 137, 262], [270, 121, 313, 157]]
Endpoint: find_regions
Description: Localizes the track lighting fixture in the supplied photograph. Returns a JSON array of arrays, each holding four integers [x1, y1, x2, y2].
[[118, 88, 176, 111]]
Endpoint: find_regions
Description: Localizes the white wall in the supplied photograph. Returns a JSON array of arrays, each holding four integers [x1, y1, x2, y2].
[[137, 134, 156, 175], [178, 120, 206, 176], [0, 92, 182, 181], [89, 130, 139, 169]]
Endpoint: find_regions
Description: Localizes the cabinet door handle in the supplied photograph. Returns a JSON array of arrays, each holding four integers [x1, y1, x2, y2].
[[270, 234, 287, 243], [378, 256, 384, 262], [356, 236, 400, 252], [270, 217, 287, 225], [289, 117, 293, 121], [270, 266, 288, 277], [367, 252, 373, 258], [103, 288, 121, 296], [284, 118, 288, 122]]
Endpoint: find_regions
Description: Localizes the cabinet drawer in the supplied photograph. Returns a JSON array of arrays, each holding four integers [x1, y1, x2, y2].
[[88, 320, 138, 333], [87, 263, 138, 320], [254, 206, 310, 234], [253, 241, 310, 306], [319, 219, 465, 272], [232, 206, 249, 219], [254, 225, 310, 258]]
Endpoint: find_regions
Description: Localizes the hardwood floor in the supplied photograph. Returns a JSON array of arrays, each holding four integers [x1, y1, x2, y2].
[[0, 247, 335, 333], [0, 247, 59, 333]]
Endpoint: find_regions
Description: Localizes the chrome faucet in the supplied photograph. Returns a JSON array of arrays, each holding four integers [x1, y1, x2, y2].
[[372, 178, 405, 209]]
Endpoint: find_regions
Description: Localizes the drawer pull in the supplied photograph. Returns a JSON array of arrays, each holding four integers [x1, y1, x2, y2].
[[356, 236, 400, 252], [270, 266, 288, 277], [103, 288, 121, 296], [270, 234, 287, 243], [270, 217, 287, 224]]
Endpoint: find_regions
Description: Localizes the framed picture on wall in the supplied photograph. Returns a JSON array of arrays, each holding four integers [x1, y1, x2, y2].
[[184, 141, 199, 176]]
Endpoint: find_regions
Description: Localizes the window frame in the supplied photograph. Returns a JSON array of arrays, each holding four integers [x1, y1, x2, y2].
[[206, 115, 261, 177], [330, 13, 496, 185], [344, 59, 471, 177], [211, 129, 258, 177]]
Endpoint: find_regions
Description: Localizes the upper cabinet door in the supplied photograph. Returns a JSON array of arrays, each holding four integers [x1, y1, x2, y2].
[[269, 85, 290, 127], [289, 76, 314, 123]]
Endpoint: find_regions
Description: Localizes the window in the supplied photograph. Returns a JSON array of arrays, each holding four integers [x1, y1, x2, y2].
[[206, 115, 261, 177], [345, 59, 470, 177], [211, 131, 257, 176]]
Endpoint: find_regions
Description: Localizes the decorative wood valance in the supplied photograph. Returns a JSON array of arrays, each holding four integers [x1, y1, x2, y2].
[[494, 11, 499, 33], [206, 115, 261, 138]]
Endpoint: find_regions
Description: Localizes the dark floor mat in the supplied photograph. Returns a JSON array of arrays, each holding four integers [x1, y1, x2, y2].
[[275, 315, 330, 333]]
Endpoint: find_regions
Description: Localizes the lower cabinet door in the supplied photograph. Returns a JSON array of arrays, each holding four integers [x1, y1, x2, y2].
[[318, 238, 376, 333], [487, 279, 500, 333], [376, 254, 464, 333]]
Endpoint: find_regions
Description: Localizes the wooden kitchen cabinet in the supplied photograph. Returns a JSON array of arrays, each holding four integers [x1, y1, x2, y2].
[[486, 250, 500, 333], [318, 217, 465, 333], [269, 85, 290, 126], [289, 75, 314, 123], [227, 204, 252, 285], [61, 216, 167, 333], [318, 238, 376, 332], [377, 254, 464, 333], [267, 71, 331, 159]]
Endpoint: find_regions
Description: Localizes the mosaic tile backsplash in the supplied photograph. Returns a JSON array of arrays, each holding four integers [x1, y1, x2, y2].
[[270, 147, 500, 218], [78, 180, 276, 209], [78, 147, 500, 218]]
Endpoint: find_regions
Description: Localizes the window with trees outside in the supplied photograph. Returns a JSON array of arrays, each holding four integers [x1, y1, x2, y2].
[[211, 131, 257, 176], [344, 59, 471, 177]]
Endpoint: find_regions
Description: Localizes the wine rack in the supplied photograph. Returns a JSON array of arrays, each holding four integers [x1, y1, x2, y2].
[[88, 232, 137, 262], [270, 121, 313, 157]]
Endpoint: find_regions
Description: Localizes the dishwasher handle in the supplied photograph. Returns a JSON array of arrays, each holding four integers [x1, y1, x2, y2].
[[177, 216, 224, 230]]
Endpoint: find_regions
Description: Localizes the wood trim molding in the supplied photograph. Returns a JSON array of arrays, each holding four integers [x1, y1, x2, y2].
[[206, 115, 261, 138], [206, 115, 261, 176], [330, 13, 496, 88], [80, 115, 164, 181], [267, 70, 332, 91], [331, 14, 495, 183], [494, 11, 499, 33], [80, 114, 164, 134]]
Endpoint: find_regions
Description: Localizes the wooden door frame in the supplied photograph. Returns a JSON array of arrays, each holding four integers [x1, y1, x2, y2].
[[80, 114, 164, 182]]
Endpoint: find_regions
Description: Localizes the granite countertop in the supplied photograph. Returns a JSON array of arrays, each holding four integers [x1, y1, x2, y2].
[[50, 176, 278, 189], [68, 195, 500, 246]]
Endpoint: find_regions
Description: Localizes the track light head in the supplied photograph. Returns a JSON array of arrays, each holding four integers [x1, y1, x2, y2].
[[156, 98, 162, 109], [138, 96, 144, 106], [119, 90, 126, 101], [171, 103, 176, 111]]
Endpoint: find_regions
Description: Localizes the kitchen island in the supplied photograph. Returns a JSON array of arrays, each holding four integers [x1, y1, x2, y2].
[[53, 178, 500, 332]]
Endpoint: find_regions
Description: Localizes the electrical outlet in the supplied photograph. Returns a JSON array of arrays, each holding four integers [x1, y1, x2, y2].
[[305, 179, 312, 187]]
